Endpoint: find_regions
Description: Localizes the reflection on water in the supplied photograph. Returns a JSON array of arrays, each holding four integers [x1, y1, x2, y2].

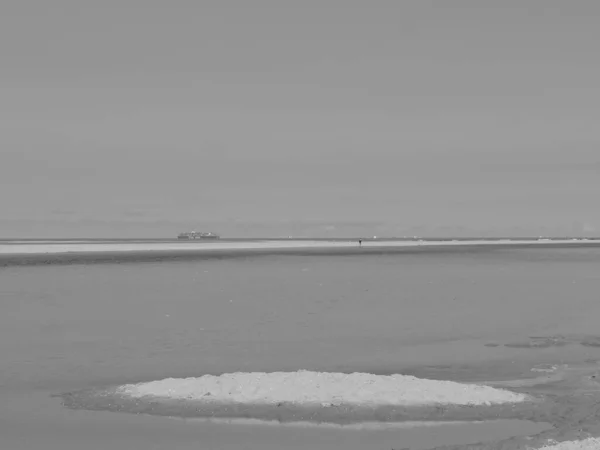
[[0, 390, 552, 450]]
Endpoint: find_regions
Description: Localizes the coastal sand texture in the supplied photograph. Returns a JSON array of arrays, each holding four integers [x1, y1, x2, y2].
[[538, 438, 600, 450]]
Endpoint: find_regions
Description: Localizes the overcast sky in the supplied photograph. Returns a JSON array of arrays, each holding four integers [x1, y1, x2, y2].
[[1, 0, 599, 237]]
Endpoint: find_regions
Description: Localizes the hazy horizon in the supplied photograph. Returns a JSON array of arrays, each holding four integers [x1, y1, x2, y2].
[[2, 1, 600, 238]]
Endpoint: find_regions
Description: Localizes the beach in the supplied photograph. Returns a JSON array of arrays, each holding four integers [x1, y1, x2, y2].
[[3, 239, 600, 449]]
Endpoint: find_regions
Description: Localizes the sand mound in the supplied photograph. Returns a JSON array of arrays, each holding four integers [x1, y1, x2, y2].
[[537, 438, 600, 450], [117, 370, 528, 407]]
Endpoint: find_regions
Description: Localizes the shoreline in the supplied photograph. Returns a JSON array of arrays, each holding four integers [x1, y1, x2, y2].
[[2, 239, 600, 267]]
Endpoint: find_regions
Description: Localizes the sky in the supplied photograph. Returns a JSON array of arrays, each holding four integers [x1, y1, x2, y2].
[[1, 0, 600, 237]]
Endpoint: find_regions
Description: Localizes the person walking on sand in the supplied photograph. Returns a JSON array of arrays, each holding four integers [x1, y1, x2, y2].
[[358, 239, 362, 247]]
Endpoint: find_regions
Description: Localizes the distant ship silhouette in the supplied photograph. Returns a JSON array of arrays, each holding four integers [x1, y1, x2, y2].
[[177, 231, 220, 240]]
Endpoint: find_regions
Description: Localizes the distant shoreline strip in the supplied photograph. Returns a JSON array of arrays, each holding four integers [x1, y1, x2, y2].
[[1, 239, 599, 267]]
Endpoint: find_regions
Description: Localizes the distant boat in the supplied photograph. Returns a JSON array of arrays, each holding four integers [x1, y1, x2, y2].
[[177, 231, 220, 240]]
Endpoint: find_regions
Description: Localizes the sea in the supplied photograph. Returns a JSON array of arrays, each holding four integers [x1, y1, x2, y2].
[[1, 243, 600, 449]]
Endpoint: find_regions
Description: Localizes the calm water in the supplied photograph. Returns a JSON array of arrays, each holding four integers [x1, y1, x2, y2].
[[1, 247, 599, 449]]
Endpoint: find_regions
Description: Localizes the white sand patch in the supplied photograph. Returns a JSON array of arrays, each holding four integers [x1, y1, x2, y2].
[[117, 371, 528, 407], [536, 438, 600, 450], [0, 239, 594, 255]]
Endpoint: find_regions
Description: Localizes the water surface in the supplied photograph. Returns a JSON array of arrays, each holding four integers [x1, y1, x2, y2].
[[2, 247, 599, 448]]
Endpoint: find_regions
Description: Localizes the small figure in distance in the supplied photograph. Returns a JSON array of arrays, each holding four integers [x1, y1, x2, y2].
[[358, 239, 362, 247]]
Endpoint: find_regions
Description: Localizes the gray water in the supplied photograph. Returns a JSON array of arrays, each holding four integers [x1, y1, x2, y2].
[[2, 247, 599, 449]]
